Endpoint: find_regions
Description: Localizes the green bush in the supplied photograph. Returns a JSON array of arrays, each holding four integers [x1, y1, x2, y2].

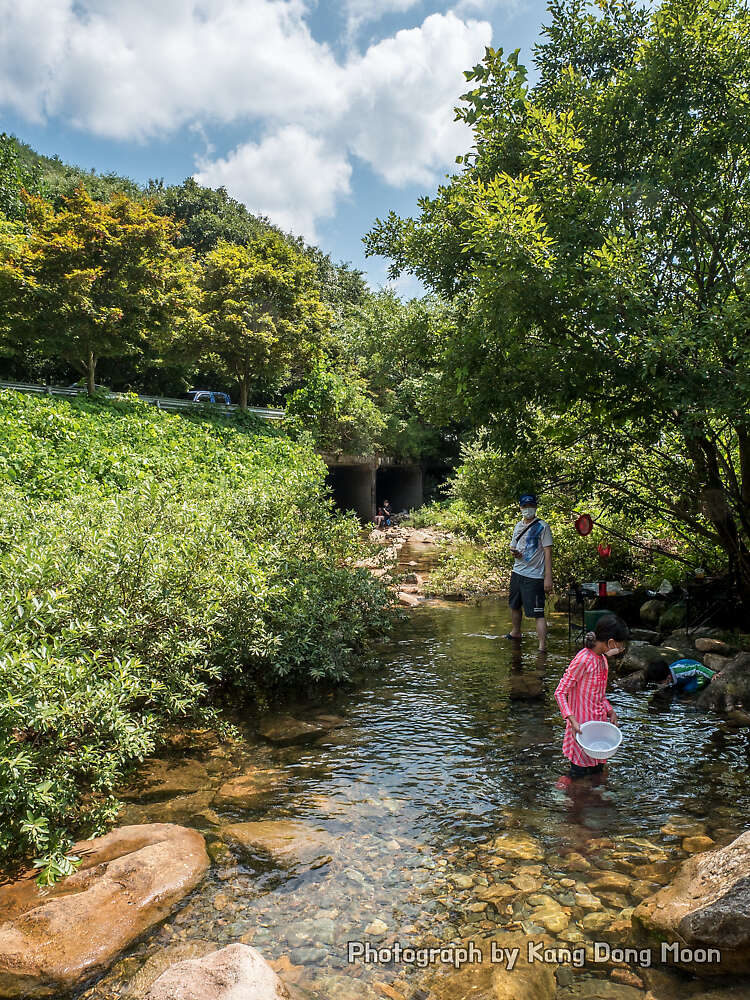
[[407, 500, 485, 537], [425, 539, 511, 597], [0, 391, 393, 880], [411, 505, 650, 597], [284, 364, 386, 456]]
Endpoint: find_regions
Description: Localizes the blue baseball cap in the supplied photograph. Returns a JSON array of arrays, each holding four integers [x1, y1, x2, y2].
[[519, 494, 537, 505]]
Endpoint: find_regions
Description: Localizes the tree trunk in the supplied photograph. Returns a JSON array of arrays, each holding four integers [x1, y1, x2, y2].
[[738, 426, 750, 509], [686, 432, 750, 618], [737, 549, 750, 620], [239, 377, 248, 410], [87, 350, 96, 396]]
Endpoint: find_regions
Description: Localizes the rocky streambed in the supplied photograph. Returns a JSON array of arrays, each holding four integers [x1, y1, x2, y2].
[[1, 600, 749, 1000]]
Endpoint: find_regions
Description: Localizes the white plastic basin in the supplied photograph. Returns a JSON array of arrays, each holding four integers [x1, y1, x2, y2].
[[575, 721, 622, 760]]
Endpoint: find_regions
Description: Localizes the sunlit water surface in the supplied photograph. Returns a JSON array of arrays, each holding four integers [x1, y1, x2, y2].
[[80, 575, 750, 999]]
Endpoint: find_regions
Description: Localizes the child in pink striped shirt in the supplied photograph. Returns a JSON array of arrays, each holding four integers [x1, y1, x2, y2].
[[554, 615, 629, 779]]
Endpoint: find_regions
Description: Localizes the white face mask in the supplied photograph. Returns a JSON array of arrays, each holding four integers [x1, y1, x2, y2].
[[521, 507, 537, 520]]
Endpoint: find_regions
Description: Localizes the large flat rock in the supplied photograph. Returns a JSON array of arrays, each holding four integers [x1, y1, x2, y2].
[[257, 716, 326, 746], [144, 943, 290, 1000], [222, 820, 335, 867], [0, 824, 209, 998], [632, 829, 750, 975], [120, 759, 211, 802], [214, 768, 283, 809]]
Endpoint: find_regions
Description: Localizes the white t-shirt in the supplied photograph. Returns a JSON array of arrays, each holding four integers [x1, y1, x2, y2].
[[510, 518, 553, 579]]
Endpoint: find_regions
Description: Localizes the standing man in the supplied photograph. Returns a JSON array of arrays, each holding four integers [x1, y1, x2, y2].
[[505, 493, 553, 652]]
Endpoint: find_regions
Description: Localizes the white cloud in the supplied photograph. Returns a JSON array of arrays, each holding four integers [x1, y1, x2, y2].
[[0, 0, 345, 140], [0, 0, 72, 123], [344, 13, 491, 185], [194, 125, 352, 242], [0, 2, 492, 239]]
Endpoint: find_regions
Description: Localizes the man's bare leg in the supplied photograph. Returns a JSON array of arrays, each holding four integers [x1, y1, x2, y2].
[[536, 616, 548, 652], [509, 607, 523, 639]]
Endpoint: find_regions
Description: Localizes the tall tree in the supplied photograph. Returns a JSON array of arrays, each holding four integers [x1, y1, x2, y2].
[[199, 234, 331, 409], [366, 0, 750, 610], [0, 187, 200, 394]]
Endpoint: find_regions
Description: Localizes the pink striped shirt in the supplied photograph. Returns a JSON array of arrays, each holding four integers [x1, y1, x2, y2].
[[554, 648, 613, 766]]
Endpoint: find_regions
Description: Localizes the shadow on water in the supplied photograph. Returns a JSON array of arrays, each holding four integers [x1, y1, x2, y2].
[[80, 600, 750, 1000]]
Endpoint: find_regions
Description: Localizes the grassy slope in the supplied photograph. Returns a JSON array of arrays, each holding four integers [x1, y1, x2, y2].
[[0, 391, 392, 876]]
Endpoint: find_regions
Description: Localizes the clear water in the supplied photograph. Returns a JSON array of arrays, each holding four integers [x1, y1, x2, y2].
[[77, 589, 750, 999]]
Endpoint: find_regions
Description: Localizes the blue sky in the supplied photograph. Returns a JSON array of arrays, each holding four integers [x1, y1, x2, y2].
[[0, 0, 549, 291]]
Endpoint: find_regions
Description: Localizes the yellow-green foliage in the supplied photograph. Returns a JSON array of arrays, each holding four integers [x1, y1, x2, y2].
[[0, 187, 200, 394]]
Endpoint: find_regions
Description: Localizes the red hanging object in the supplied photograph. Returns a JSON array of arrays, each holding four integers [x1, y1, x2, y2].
[[574, 513, 594, 536], [598, 542, 612, 559]]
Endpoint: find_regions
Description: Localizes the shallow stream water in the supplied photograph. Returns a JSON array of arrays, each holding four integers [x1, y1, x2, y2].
[[81, 550, 750, 1000]]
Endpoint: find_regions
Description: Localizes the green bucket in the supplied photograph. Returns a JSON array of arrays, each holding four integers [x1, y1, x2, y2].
[[584, 609, 613, 630]]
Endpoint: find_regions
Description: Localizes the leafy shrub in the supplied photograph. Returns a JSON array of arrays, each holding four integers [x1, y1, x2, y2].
[[0, 391, 393, 879], [285, 363, 386, 456], [407, 500, 485, 537], [412, 505, 651, 598], [425, 540, 511, 597]]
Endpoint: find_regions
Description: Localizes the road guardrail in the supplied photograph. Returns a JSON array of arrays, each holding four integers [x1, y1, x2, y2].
[[0, 381, 285, 421]]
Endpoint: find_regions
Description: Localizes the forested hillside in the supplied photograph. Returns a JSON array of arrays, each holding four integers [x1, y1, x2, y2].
[[0, 134, 456, 466]]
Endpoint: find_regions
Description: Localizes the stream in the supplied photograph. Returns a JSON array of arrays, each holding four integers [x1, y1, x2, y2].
[[79, 544, 750, 999]]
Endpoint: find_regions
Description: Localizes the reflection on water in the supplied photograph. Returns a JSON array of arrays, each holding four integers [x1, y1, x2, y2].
[[81, 601, 750, 999]]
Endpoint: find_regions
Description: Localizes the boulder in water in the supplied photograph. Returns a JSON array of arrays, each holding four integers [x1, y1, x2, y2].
[[214, 768, 282, 809], [629, 628, 661, 643], [398, 590, 420, 607], [682, 835, 715, 854], [660, 817, 708, 839], [222, 820, 335, 867], [659, 601, 688, 632], [120, 758, 210, 802], [0, 824, 209, 998], [616, 670, 646, 693], [632, 829, 750, 975], [695, 638, 738, 656], [703, 652, 732, 671], [697, 652, 750, 716], [257, 716, 326, 746], [639, 599, 665, 625], [118, 789, 218, 827], [618, 642, 669, 674], [144, 943, 290, 1000], [489, 832, 544, 861]]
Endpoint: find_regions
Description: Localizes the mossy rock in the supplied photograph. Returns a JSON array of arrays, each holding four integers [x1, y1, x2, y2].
[[639, 599, 665, 625], [659, 601, 687, 632]]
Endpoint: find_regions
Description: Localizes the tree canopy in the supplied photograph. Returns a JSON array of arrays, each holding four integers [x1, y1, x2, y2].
[[0, 187, 200, 395], [198, 234, 332, 409], [366, 0, 750, 607]]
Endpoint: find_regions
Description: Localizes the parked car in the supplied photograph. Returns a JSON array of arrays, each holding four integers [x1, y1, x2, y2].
[[186, 389, 232, 405], [67, 381, 110, 392]]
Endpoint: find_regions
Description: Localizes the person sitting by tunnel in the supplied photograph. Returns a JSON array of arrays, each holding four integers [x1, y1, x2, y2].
[[645, 657, 723, 694], [374, 501, 393, 529]]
